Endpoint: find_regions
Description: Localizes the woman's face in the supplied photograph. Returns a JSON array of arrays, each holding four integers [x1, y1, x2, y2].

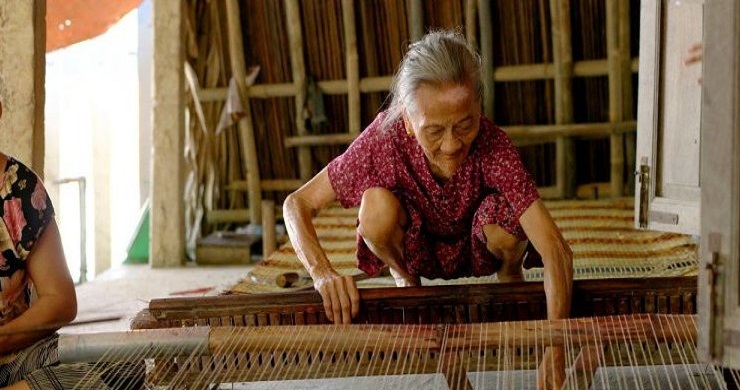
[[404, 82, 480, 180]]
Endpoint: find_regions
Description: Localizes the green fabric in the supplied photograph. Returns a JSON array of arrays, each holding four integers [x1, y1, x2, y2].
[[124, 200, 149, 264]]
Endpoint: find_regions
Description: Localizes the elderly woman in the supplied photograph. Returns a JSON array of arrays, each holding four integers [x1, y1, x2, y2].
[[285, 29, 572, 323], [284, 29, 572, 388]]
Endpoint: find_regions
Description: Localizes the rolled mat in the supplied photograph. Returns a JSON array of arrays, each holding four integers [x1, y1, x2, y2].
[[225, 198, 697, 295]]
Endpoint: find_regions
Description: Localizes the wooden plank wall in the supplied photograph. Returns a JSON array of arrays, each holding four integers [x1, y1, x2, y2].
[[184, 0, 638, 234]]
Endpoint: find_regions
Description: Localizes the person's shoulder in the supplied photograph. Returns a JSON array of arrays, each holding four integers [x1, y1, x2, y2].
[[359, 111, 403, 142]]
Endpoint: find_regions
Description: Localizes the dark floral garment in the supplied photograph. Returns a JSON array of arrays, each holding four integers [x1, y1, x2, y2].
[[0, 157, 54, 325]]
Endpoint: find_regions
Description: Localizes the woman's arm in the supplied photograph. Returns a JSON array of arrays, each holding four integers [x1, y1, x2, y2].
[[283, 168, 360, 324], [0, 219, 77, 355], [519, 200, 572, 389], [518, 199, 573, 319]]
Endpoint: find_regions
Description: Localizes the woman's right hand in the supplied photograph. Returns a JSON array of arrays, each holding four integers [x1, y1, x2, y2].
[[313, 270, 360, 324]]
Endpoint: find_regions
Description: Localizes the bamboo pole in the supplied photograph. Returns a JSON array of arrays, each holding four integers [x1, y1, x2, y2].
[[284, 133, 357, 147], [537, 185, 559, 199], [549, 0, 576, 198], [225, 0, 261, 223], [285, 0, 312, 182], [206, 209, 250, 224], [342, 0, 361, 135], [197, 59, 640, 102], [465, 0, 477, 49], [261, 200, 277, 257], [227, 179, 305, 192], [620, 0, 636, 195], [282, 120, 636, 148], [407, 0, 424, 41], [505, 121, 636, 139], [607, 0, 624, 198], [478, 0, 494, 118]]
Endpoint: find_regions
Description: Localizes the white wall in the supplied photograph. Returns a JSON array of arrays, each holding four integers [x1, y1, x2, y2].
[[45, 10, 141, 281]]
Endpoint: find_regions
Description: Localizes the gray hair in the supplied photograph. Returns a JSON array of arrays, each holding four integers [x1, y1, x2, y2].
[[381, 30, 483, 129]]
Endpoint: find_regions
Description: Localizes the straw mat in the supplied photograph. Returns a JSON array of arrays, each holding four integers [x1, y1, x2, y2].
[[225, 198, 698, 295]]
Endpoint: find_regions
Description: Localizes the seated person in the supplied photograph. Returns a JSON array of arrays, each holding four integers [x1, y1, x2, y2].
[[283, 30, 573, 388], [0, 101, 142, 390]]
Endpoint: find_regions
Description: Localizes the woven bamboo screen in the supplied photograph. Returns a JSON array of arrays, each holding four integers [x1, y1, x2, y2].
[[183, 0, 637, 238]]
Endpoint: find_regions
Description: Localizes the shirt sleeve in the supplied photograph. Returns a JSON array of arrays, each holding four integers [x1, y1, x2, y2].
[[482, 124, 540, 219], [327, 114, 396, 208]]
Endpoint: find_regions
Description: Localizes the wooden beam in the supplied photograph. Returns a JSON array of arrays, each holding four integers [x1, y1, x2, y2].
[[478, 0, 494, 119], [607, 0, 625, 198], [550, 0, 576, 199], [407, 0, 424, 41], [227, 179, 304, 192], [261, 200, 277, 257], [196, 59, 641, 102], [465, 0, 477, 49], [283, 121, 636, 149], [342, 0, 361, 135], [284, 0, 312, 181], [225, 0, 262, 223]]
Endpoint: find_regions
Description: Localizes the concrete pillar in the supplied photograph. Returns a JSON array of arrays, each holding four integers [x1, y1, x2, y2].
[[138, 0, 153, 207], [0, 0, 46, 173], [150, 0, 185, 266]]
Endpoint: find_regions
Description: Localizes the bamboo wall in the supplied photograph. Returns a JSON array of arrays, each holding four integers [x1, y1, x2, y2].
[[183, 0, 638, 237]]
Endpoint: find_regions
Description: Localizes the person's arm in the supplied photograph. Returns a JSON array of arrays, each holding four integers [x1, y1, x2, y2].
[[518, 199, 572, 319], [0, 219, 77, 355], [283, 168, 360, 324], [518, 199, 572, 389]]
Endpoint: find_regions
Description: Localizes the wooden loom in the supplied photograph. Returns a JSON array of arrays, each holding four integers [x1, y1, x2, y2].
[[100, 275, 724, 389], [64, 313, 719, 389], [131, 277, 697, 329]]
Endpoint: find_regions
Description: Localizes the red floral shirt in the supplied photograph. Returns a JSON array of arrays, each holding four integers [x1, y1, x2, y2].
[[0, 157, 54, 325], [327, 113, 539, 237]]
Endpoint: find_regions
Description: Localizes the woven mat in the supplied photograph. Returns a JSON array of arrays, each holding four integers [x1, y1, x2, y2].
[[226, 198, 698, 295]]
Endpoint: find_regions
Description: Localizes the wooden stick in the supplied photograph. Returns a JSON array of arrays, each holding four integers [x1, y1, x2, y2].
[[227, 179, 303, 192], [224, 0, 261, 223], [284, 0, 313, 182], [506, 120, 636, 139], [196, 59, 640, 102], [478, 0, 494, 118], [620, 0, 636, 195], [464, 0, 477, 49], [550, 0, 575, 199], [261, 200, 276, 257], [283, 121, 635, 148], [607, 0, 625, 198], [206, 208, 250, 224], [342, 0, 361, 135], [407, 0, 424, 41]]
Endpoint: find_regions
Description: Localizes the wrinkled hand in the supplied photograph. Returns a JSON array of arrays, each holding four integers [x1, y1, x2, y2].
[[538, 346, 566, 390], [313, 272, 360, 324]]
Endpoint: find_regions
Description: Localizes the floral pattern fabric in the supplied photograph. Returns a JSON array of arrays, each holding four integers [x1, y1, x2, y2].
[[327, 113, 539, 279], [0, 157, 54, 326]]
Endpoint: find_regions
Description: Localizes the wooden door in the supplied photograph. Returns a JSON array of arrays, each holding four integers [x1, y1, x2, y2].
[[697, 0, 740, 370], [635, 0, 703, 235]]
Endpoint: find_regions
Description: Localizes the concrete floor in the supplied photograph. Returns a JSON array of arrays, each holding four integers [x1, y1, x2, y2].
[[60, 263, 254, 334]]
